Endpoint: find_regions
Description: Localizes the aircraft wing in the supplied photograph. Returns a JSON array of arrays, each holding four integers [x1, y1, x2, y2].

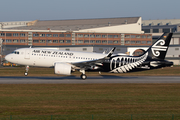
[[70, 47, 116, 69]]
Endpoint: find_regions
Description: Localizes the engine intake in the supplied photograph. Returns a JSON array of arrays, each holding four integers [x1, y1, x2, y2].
[[54, 62, 71, 75]]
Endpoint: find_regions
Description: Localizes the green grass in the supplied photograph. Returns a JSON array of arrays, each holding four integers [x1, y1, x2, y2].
[[0, 66, 180, 119], [0, 84, 180, 119], [0, 65, 180, 76]]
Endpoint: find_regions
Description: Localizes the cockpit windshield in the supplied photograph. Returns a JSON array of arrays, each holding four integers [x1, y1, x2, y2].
[[12, 51, 20, 54]]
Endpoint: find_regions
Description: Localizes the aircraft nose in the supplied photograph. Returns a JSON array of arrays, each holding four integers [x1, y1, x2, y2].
[[5, 54, 11, 62]]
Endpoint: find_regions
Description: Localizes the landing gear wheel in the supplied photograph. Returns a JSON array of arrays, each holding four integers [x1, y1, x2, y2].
[[80, 74, 87, 80], [24, 72, 28, 76], [24, 65, 29, 76]]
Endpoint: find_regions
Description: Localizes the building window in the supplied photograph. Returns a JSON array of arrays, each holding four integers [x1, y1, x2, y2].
[[136, 35, 141, 38], [46, 34, 52, 37], [90, 40, 95, 43], [147, 41, 151, 44], [125, 41, 130, 44], [143, 29, 150, 33], [53, 34, 58, 37], [6, 39, 12, 43], [125, 35, 130, 38], [13, 39, 18, 43], [114, 35, 119, 38], [116, 48, 121, 51], [33, 34, 39, 37], [13, 33, 19, 37], [102, 40, 107, 44], [136, 41, 141, 44], [33, 40, 39, 43], [0, 33, 5, 36], [131, 41, 135, 44], [59, 34, 64, 37], [84, 40, 89, 43], [66, 40, 71, 43], [20, 40, 25, 43], [99, 48, 103, 51], [163, 28, 170, 33], [59, 40, 64, 43], [102, 35, 107, 38], [84, 34, 89, 38], [114, 41, 118, 44], [20, 33, 25, 37], [96, 40, 101, 43], [47, 40, 52, 43], [153, 29, 159, 33], [40, 34, 45, 37], [53, 40, 58, 43], [66, 34, 71, 37], [142, 35, 146, 38], [78, 34, 83, 38], [147, 36, 151, 39], [90, 35, 95, 38], [108, 35, 113, 38], [141, 41, 146, 44], [83, 48, 87, 51], [96, 35, 101, 38], [175, 48, 179, 51], [108, 40, 113, 43], [78, 40, 83, 43], [131, 35, 135, 38], [40, 40, 45, 43], [6, 33, 12, 36]]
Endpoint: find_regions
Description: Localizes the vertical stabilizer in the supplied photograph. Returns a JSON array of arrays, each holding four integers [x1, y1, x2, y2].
[[145, 33, 173, 60]]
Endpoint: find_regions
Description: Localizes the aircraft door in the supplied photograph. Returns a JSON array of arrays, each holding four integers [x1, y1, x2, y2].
[[25, 50, 30, 59]]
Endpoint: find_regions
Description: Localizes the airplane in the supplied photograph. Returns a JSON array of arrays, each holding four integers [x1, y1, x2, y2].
[[5, 33, 173, 80]]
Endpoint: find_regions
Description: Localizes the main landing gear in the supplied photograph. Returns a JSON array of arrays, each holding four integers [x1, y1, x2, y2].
[[80, 69, 87, 80], [24, 65, 29, 76]]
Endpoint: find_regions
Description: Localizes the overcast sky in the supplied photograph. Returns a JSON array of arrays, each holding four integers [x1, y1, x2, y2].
[[0, 0, 179, 22]]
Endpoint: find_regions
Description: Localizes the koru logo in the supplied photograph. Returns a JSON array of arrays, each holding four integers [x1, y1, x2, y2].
[[151, 39, 167, 57]]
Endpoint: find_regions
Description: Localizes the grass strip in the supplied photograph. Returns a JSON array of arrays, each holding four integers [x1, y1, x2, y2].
[[0, 84, 180, 117], [0, 65, 180, 76]]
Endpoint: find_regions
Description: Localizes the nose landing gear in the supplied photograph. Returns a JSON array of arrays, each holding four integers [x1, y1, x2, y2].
[[24, 65, 29, 76]]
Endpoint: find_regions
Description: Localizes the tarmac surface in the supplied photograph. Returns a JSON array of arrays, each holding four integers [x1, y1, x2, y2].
[[0, 76, 179, 84]]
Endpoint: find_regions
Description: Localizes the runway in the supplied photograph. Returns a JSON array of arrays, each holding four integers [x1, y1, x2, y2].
[[0, 76, 180, 84]]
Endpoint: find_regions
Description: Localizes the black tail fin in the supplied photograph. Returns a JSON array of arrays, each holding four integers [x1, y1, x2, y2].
[[144, 33, 173, 60]]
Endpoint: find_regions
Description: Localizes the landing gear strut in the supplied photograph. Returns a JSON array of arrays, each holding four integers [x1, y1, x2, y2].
[[80, 69, 87, 80], [24, 65, 29, 76]]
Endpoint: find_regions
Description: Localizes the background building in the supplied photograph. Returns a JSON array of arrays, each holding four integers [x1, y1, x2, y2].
[[142, 19, 180, 43], [141, 19, 180, 64], [1, 17, 180, 65], [0, 17, 151, 47]]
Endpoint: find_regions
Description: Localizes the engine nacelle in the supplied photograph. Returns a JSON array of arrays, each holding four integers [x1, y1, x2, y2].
[[54, 62, 71, 75]]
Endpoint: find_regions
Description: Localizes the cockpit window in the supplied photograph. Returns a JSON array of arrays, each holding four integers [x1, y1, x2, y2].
[[12, 51, 20, 54]]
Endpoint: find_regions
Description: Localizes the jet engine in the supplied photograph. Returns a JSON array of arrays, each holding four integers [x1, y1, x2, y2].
[[54, 62, 71, 75]]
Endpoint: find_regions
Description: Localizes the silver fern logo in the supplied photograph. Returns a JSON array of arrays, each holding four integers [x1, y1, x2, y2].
[[110, 53, 148, 73], [151, 39, 167, 57]]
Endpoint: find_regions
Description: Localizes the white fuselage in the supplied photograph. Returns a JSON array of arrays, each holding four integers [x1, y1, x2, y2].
[[5, 48, 105, 67]]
